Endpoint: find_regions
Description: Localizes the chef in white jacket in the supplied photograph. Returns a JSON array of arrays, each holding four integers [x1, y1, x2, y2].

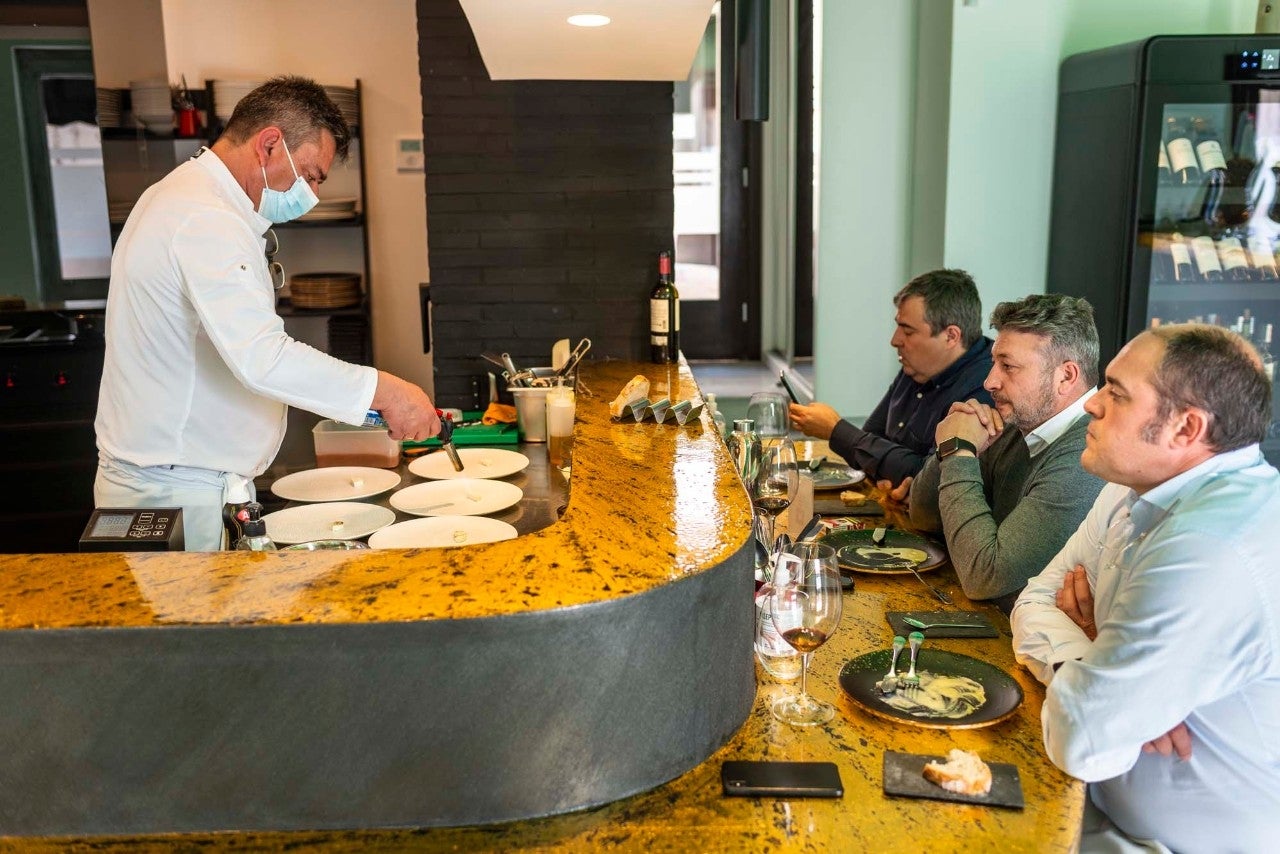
[[95, 76, 439, 550]]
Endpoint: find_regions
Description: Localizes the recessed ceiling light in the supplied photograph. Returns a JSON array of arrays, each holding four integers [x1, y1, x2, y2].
[[567, 14, 611, 27]]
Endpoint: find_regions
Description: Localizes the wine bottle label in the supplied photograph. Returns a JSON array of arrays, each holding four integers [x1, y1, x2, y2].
[[1158, 142, 1170, 170], [1217, 237, 1248, 269], [1166, 138, 1197, 173], [1170, 241, 1192, 267], [1191, 236, 1223, 272], [650, 298, 670, 333], [1195, 139, 1227, 172], [673, 300, 680, 332], [1249, 236, 1276, 269]]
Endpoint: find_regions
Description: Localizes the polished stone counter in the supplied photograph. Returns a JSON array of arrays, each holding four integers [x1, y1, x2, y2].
[[0, 360, 758, 835], [0, 360, 748, 628]]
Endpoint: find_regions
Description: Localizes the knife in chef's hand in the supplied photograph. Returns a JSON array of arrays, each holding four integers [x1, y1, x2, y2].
[[436, 409, 465, 472]]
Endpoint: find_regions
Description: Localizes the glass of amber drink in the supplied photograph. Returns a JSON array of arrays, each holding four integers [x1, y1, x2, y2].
[[546, 381, 575, 469]]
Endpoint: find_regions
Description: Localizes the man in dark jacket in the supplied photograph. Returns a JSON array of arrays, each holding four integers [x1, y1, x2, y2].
[[789, 268, 993, 495]]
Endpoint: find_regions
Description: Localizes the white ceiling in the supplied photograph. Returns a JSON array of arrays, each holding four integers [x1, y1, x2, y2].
[[456, 0, 715, 81]]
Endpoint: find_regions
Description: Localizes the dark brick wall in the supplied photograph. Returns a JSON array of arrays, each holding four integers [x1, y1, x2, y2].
[[418, 0, 674, 406]]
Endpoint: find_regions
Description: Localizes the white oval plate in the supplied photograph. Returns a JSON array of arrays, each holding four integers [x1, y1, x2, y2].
[[368, 516, 518, 549], [270, 466, 401, 502], [390, 479, 523, 517], [263, 502, 396, 545], [408, 448, 530, 480]]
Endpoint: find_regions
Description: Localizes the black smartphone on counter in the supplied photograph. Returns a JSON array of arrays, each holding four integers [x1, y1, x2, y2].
[[721, 760, 844, 798]]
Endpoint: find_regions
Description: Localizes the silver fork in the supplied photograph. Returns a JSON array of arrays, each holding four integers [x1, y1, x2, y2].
[[901, 631, 924, 692], [876, 635, 907, 694]]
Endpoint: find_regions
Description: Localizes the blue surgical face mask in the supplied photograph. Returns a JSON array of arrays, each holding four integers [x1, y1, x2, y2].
[[258, 137, 318, 223]]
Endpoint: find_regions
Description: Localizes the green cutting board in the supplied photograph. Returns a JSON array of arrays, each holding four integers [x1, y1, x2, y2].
[[404, 422, 519, 447]]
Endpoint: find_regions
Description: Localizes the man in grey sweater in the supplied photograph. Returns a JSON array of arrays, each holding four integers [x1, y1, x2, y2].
[[910, 294, 1106, 613]]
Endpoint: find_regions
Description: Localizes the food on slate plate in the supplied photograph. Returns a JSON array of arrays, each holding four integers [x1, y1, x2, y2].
[[608, 375, 651, 417], [880, 673, 985, 719], [923, 749, 992, 796]]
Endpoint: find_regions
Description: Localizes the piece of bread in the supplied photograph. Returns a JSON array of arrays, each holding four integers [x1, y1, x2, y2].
[[922, 748, 992, 796], [608, 375, 651, 418]]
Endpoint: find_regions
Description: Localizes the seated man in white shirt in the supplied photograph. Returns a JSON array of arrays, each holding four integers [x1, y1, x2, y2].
[[95, 77, 440, 550], [1011, 323, 1280, 852]]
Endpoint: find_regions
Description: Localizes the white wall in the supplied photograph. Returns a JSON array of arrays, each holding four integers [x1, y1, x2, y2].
[[815, 0, 1259, 418], [88, 0, 432, 392]]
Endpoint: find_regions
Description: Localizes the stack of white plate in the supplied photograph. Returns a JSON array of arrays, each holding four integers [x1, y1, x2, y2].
[[323, 85, 359, 129], [298, 196, 358, 222], [289, 272, 362, 309], [129, 79, 173, 135], [107, 200, 135, 225], [96, 88, 122, 128], [212, 79, 264, 122]]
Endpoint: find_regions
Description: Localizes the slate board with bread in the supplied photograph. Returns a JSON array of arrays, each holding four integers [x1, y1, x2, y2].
[[882, 751, 1024, 809]]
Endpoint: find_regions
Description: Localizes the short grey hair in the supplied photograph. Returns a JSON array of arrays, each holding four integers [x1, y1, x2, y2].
[[1144, 324, 1270, 452], [221, 75, 351, 161], [893, 269, 983, 348], [990, 293, 1100, 387]]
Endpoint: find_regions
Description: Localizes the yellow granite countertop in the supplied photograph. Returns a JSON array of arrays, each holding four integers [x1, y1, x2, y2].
[[7, 568, 1084, 852], [0, 360, 752, 628]]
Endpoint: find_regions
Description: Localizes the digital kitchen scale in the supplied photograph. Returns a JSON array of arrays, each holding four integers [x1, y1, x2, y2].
[[79, 508, 185, 552]]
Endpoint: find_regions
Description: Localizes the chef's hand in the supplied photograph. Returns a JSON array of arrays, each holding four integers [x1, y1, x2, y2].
[[875, 475, 913, 506], [933, 408, 992, 454], [1142, 721, 1193, 760], [1055, 565, 1097, 640], [371, 371, 441, 441], [788, 402, 841, 439]]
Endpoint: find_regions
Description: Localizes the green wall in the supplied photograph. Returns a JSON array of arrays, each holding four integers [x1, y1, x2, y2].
[[815, 0, 1260, 418], [0, 37, 91, 305]]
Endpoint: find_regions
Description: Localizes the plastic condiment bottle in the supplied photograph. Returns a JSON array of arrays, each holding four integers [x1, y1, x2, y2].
[[233, 502, 277, 551]]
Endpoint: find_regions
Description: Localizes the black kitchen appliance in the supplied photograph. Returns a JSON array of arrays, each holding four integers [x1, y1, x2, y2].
[[1048, 35, 1280, 466], [0, 307, 105, 552], [79, 507, 184, 552]]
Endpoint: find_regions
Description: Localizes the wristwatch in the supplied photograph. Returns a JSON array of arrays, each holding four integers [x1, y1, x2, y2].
[[935, 436, 978, 461]]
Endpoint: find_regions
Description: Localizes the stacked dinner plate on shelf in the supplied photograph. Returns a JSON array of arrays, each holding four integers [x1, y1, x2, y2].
[[107, 200, 135, 225], [96, 88, 122, 128], [323, 85, 359, 129], [212, 79, 264, 123], [289, 272, 362, 309], [129, 79, 173, 135], [298, 196, 358, 222]]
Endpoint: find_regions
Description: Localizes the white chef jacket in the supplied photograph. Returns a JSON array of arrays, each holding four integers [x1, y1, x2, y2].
[[1011, 445, 1280, 852], [95, 148, 376, 482]]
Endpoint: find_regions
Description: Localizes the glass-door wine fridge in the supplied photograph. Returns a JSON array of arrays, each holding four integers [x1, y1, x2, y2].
[[1048, 35, 1280, 465]]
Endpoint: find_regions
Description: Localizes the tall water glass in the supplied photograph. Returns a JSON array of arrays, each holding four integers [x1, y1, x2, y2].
[[746, 391, 789, 439], [763, 542, 843, 726]]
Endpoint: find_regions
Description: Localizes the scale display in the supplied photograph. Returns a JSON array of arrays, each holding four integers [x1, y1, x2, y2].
[[79, 508, 185, 552]]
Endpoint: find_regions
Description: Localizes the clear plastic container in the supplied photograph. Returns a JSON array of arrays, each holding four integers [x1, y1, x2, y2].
[[510, 387, 550, 442], [312, 419, 401, 468]]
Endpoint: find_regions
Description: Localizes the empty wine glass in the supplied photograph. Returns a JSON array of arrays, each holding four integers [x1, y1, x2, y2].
[[762, 542, 843, 726], [750, 437, 799, 554], [746, 391, 789, 439]]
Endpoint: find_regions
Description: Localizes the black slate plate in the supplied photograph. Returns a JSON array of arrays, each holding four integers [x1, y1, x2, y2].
[[885, 610, 999, 639], [812, 494, 884, 516], [882, 751, 1024, 809], [818, 528, 946, 574], [839, 648, 1023, 729]]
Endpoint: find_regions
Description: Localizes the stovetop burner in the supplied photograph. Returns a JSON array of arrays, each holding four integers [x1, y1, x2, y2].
[[0, 310, 98, 348]]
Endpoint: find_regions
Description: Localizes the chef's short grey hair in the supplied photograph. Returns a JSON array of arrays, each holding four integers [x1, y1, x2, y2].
[[1143, 324, 1269, 452], [893, 269, 983, 348], [990, 293, 1100, 387], [221, 75, 350, 161]]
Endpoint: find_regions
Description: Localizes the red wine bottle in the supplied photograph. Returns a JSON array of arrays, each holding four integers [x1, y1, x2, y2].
[[649, 251, 680, 364], [1193, 118, 1228, 231], [1165, 117, 1199, 185]]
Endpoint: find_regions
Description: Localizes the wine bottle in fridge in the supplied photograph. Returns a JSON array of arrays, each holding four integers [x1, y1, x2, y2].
[[1193, 118, 1229, 230], [1165, 116, 1199, 185]]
